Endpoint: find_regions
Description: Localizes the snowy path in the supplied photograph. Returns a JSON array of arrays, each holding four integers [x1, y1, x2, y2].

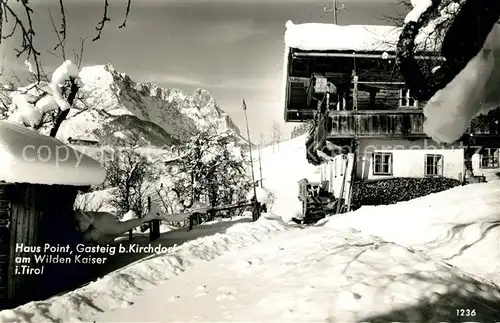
[[0, 217, 292, 323], [97, 225, 500, 322]]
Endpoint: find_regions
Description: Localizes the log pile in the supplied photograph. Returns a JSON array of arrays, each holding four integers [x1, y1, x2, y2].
[[350, 177, 462, 210]]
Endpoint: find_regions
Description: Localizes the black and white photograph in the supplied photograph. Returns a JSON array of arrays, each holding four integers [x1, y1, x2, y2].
[[0, 0, 500, 321]]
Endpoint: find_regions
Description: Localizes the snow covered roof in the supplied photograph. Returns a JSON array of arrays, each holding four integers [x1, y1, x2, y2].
[[284, 21, 439, 53], [0, 121, 106, 186]]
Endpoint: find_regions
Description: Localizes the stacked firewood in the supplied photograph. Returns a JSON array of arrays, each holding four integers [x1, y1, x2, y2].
[[350, 177, 462, 210]]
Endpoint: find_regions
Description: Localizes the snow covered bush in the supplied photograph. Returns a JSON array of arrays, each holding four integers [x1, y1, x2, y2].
[[74, 188, 119, 213], [163, 129, 252, 219], [246, 186, 276, 211], [104, 145, 157, 218]]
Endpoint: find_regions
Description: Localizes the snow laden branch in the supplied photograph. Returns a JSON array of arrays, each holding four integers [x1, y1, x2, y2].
[[397, 0, 500, 102], [397, 0, 500, 143], [7, 60, 81, 136]]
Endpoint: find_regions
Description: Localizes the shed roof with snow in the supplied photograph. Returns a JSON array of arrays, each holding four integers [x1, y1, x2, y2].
[[0, 120, 105, 186], [284, 21, 440, 53]]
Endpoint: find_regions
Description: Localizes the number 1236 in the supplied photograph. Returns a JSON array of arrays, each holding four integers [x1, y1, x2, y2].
[[456, 309, 476, 317]]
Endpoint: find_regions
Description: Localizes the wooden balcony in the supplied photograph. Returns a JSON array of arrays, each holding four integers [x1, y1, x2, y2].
[[323, 109, 500, 139], [325, 110, 426, 138], [284, 74, 422, 122]]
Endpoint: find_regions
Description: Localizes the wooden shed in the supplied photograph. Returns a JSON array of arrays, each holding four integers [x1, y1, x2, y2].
[[0, 121, 106, 309]]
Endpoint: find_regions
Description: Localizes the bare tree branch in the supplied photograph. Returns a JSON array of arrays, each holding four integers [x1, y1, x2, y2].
[[93, 0, 111, 42], [50, 79, 79, 137], [10, 70, 23, 86], [1, 0, 133, 136], [58, 0, 67, 41], [46, 49, 64, 61], [0, 54, 4, 76], [2, 20, 17, 39], [48, 10, 66, 60], [1, 0, 132, 83], [0, 1, 3, 43], [75, 37, 87, 69], [118, 0, 132, 29]]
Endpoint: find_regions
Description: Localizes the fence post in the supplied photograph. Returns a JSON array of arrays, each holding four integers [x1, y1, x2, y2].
[[148, 196, 160, 241], [252, 197, 261, 221], [188, 213, 194, 231]]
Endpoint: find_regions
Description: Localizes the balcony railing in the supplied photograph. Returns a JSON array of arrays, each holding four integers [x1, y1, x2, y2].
[[325, 109, 500, 138], [326, 110, 425, 138]]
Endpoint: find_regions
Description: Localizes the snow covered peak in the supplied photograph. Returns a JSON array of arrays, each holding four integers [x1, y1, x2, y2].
[[79, 64, 117, 87], [59, 64, 244, 146]]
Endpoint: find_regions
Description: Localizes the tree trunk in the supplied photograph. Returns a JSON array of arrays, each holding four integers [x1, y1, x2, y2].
[[50, 79, 80, 137]]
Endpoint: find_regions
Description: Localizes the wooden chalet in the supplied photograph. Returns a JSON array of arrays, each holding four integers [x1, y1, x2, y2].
[[0, 121, 106, 309], [283, 21, 500, 209], [283, 22, 445, 138], [283, 22, 500, 164]]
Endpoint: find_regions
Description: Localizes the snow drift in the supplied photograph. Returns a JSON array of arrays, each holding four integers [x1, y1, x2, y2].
[[0, 120, 105, 186], [326, 180, 500, 286], [0, 216, 290, 322]]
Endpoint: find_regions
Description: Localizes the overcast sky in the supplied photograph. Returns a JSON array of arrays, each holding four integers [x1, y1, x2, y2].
[[1, 0, 405, 142]]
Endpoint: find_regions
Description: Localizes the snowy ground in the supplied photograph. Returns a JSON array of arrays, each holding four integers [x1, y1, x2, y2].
[[93, 214, 255, 277], [2, 135, 500, 322], [99, 224, 500, 322], [0, 215, 290, 323]]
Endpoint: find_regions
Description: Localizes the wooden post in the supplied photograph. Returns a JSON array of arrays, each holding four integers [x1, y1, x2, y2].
[[346, 153, 357, 212], [336, 155, 349, 214], [188, 213, 194, 231], [242, 99, 259, 214], [148, 196, 160, 241], [252, 196, 261, 221], [258, 142, 263, 187]]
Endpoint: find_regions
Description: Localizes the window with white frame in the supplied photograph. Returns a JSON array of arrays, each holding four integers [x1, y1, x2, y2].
[[373, 152, 392, 175], [399, 88, 418, 108], [480, 148, 499, 169], [425, 154, 443, 176]]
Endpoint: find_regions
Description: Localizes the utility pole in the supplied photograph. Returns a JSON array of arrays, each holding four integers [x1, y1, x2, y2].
[[242, 99, 260, 221], [258, 133, 264, 187], [324, 0, 345, 24]]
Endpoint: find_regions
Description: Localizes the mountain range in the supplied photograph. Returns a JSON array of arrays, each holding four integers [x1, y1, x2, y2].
[[37, 64, 245, 147]]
